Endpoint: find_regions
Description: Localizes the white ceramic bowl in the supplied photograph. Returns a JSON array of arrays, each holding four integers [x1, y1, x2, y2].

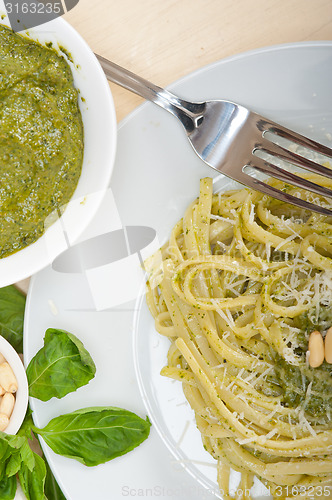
[[0, 3, 117, 286], [0, 335, 28, 435]]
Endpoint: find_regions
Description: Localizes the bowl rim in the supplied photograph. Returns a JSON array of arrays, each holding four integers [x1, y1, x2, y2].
[[0, 8, 117, 286], [0, 335, 28, 435]]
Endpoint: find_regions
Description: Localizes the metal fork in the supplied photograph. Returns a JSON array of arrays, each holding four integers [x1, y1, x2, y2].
[[96, 55, 332, 216]]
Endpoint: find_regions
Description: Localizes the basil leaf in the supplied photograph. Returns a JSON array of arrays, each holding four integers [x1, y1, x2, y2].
[[0, 433, 25, 480], [0, 433, 26, 455], [0, 285, 25, 352], [18, 452, 46, 500], [0, 439, 10, 466], [0, 475, 17, 500], [0, 430, 34, 476], [27, 328, 96, 401], [6, 452, 22, 478], [19, 439, 35, 472], [44, 461, 65, 500], [35, 407, 151, 466]]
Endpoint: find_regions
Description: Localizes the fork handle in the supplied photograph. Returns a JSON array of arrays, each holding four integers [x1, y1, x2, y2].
[[96, 54, 204, 133]]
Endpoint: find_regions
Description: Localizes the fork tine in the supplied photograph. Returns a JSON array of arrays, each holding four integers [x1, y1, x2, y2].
[[259, 117, 332, 159], [247, 156, 332, 199], [236, 170, 332, 217], [255, 139, 332, 179]]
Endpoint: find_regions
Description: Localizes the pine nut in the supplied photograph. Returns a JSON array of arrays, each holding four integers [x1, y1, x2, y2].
[[0, 413, 9, 431], [0, 363, 17, 393], [0, 353, 5, 364], [0, 392, 15, 419], [325, 327, 332, 364], [308, 330, 324, 368]]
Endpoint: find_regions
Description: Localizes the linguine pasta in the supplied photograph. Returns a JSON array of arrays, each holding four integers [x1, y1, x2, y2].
[[146, 177, 332, 499]]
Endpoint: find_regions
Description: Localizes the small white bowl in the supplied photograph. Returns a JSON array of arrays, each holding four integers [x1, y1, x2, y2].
[[0, 336, 28, 435], [0, 3, 117, 286]]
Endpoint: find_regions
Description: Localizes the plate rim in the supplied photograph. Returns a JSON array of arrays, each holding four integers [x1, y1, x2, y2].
[[119, 40, 332, 132]]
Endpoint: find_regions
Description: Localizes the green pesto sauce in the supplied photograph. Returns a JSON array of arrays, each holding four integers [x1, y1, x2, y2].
[[293, 306, 332, 335], [0, 25, 83, 257], [275, 307, 332, 423], [275, 357, 332, 420]]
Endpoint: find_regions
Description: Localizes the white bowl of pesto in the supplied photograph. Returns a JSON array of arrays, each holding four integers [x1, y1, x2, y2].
[[0, 3, 117, 286]]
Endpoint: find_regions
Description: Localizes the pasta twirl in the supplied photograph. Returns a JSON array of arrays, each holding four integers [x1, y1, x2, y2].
[[146, 177, 332, 499]]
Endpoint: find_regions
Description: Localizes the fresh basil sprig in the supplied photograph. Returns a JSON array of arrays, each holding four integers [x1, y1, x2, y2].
[[18, 452, 46, 500], [0, 285, 25, 352], [0, 320, 151, 499], [26, 329, 96, 401], [33, 407, 151, 467], [0, 432, 43, 500]]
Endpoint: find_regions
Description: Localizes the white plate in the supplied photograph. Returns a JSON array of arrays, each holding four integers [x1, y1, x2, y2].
[[24, 42, 332, 500]]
